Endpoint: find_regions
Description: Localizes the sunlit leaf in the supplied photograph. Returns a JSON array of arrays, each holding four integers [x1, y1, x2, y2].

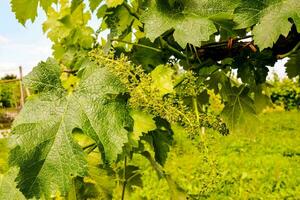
[[9, 58, 132, 198]]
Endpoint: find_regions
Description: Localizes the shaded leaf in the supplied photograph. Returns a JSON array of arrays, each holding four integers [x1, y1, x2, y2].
[[234, 0, 268, 29], [142, 119, 173, 166], [221, 85, 258, 131], [130, 38, 168, 70], [285, 50, 300, 78], [118, 165, 143, 189]]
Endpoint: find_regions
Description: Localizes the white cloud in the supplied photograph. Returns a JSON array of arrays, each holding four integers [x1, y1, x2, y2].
[[0, 39, 52, 77], [0, 35, 9, 44]]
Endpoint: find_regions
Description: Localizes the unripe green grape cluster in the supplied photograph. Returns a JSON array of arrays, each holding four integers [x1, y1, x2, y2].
[[89, 49, 228, 136]]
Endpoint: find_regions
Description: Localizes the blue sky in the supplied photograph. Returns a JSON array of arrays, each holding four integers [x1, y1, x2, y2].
[[0, 0, 287, 79], [0, 0, 52, 77]]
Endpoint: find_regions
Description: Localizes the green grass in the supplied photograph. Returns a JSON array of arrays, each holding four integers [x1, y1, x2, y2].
[[0, 138, 9, 174], [207, 111, 300, 199], [131, 111, 300, 199]]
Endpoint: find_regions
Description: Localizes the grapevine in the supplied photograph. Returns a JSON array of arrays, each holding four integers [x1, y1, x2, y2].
[[0, 0, 299, 199]]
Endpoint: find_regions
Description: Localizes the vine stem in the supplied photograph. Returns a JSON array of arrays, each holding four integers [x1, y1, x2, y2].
[[82, 143, 97, 154], [159, 37, 189, 59], [123, 2, 140, 20], [200, 35, 253, 48], [82, 143, 96, 150], [141, 151, 186, 198], [121, 156, 127, 200], [277, 41, 300, 59], [111, 39, 162, 52], [192, 96, 200, 124]]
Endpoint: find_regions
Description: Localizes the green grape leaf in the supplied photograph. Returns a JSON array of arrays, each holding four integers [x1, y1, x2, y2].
[[130, 38, 168, 70], [234, 49, 276, 85], [76, 151, 115, 199], [106, 0, 123, 8], [104, 6, 134, 36], [24, 58, 63, 93], [43, 4, 93, 45], [285, 50, 300, 78], [10, 0, 57, 25], [96, 5, 108, 18], [89, 0, 103, 12], [221, 86, 258, 131], [151, 65, 174, 96], [203, 68, 232, 101], [10, 0, 39, 25], [143, 131, 172, 166], [212, 17, 239, 41], [142, 0, 238, 47], [118, 165, 143, 188], [0, 168, 26, 200], [237, 64, 256, 85], [9, 58, 131, 198], [142, 119, 173, 166], [234, 0, 268, 29], [237, 0, 300, 49], [40, 0, 57, 11], [130, 110, 157, 141], [71, 0, 83, 13]]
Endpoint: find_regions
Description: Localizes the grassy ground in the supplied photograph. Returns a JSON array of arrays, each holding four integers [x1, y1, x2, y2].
[[1, 111, 299, 199], [131, 111, 300, 199], [207, 111, 300, 199]]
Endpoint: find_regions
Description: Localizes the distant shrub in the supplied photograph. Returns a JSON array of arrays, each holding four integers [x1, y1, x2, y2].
[[1, 74, 17, 80], [268, 75, 300, 110], [0, 75, 20, 108]]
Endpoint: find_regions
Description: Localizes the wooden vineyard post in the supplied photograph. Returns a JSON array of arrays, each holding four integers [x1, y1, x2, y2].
[[19, 66, 25, 108]]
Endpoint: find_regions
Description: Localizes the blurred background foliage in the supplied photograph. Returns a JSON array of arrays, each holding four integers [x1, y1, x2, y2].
[[0, 74, 20, 108]]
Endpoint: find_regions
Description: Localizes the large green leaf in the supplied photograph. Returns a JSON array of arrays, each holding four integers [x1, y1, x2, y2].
[[141, 0, 238, 47], [10, 0, 57, 25], [0, 168, 26, 200], [11, 0, 39, 25], [234, 0, 271, 29], [9, 58, 131, 198], [235, 0, 300, 49]]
